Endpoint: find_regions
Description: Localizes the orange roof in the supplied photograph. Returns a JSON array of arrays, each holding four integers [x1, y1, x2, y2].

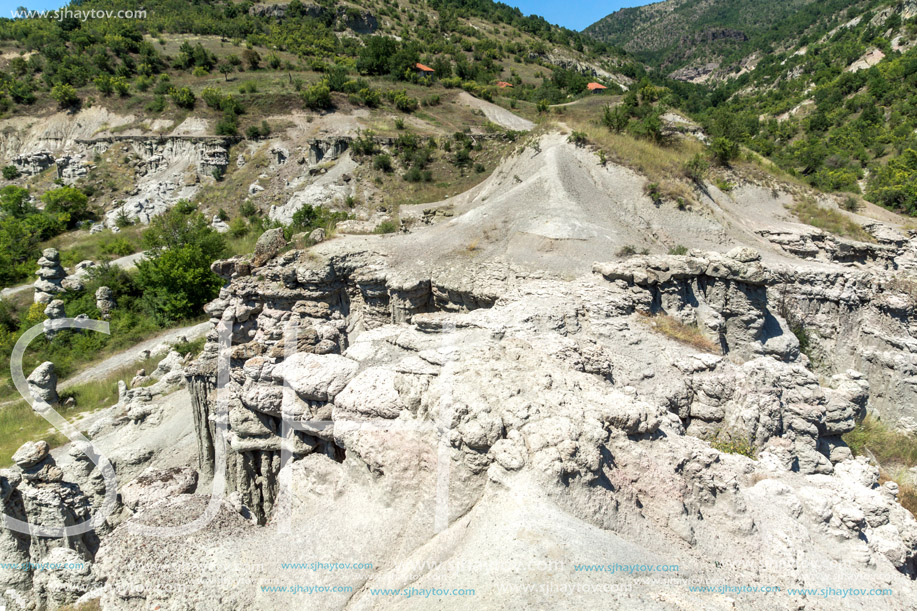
[[587, 82, 608, 90], [496, 81, 513, 88], [415, 63, 434, 72]]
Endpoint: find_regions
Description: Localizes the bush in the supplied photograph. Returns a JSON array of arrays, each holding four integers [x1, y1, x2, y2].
[[240, 201, 258, 218], [711, 137, 739, 166], [602, 105, 629, 132], [683, 154, 709, 182], [373, 154, 393, 173], [302, 81, 333, 110], [568, 131, 588, 147], [841, 196, 861, 212], [393, 91, 419, 113], [709, 436, 756, 458], [169, 87, 196, 109], [228, 217, 249, 237], [146, 95, 166, 113], [290, 204, 347, 233], [403, 167, 432, 183], [50, 84, 79, 108], [215, 111, 238, 136], [2, 166, 19, 181], [668, 245, 688, 255], [100, 237, 135, 257], [374, 219, 398, 234], [355, 87, 380, 108]]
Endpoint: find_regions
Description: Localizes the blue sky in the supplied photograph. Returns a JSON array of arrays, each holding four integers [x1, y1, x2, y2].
[[1, 1, 655, 31], [506, 1, 655, 31]]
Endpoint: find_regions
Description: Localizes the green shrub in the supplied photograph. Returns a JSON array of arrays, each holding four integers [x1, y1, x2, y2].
[[668, 245, 688, 255], [644, 182, 661, 200], [41, 187, 90, 228], [602, 105, 629, 132], [215, 111, 238, 136], [684, 154, 709, 182], [2, 166, 19, 181], [169, 87, 196, 109], [374, 219, 398, 234], [100, 237, 135, 257], [568, 131, 588, 147], [373, 154, 393, 173], [290, 204, 348, 233], [302, 81, 333, 110], [393, 91, 419, 113], [709, 436, 756, 458], [146, 95, 166, 113], [50, 84, 79, 108], [711, 137, 739, 166], [135, 205, 226, 323], [228, 217, 249, 237]]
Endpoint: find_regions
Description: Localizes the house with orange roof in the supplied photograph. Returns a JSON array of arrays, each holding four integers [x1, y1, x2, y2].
[[415, 63, 434, 78], [496, 81, 513, 88], [587, 82, 608, 92]]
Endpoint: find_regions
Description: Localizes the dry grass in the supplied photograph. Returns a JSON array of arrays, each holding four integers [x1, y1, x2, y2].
[[578, 124, 705, 181], [790, 197, 873, 242], [640, 314, 720, 353], [844, 414, 917, 517]]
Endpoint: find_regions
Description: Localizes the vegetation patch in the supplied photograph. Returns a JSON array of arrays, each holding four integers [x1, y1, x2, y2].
[[844, 415, 917, 517], [639, 314, 720, 353], [790, 197, 872, 242], [709, 435, 757, 459]]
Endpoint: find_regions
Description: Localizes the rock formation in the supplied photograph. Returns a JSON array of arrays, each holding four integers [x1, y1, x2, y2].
[[26, 362, 59, 409], [95, 286, 115, 320], [33, 248, 66, 304], [0, 441, 102, 609], [42, 299, 66, 339]]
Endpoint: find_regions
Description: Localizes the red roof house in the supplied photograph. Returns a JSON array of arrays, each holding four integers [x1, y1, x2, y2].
[[496, 81, 513, 88], [587, 82, 608, 92], [415, 63, 435, 76]]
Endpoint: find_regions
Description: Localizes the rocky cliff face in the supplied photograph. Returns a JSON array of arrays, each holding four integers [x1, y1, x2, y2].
[[93, 242, 912, 609]]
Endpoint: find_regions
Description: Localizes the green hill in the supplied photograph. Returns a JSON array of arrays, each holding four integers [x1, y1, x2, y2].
[[584, 0, 879, 74]]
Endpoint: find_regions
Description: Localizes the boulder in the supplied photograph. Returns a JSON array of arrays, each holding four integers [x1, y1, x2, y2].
[[120, 467, 198, 510], [12, 440, 50, 468], [27, 361, 59, 408], [251, 228, 286, 267]]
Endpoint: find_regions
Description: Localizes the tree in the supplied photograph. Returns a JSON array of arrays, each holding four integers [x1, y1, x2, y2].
[[2, 166, 21, 181], [0, 185, 33, 217], [357, 36, 398, 76], [711, 137, 739, 166], [219, 63, 233, 81], [41, 186, 89, 227], [135, 204, 226, 322]]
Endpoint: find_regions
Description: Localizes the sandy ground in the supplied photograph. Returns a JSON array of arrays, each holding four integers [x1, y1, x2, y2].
[[61, 321, 210, 389], [456, 92, 534, 131]]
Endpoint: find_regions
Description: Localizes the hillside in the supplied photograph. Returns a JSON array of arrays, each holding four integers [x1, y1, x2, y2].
[[686, 0, 917, 215], [584, 0, 878, 76], [2, 2, 917, 611]]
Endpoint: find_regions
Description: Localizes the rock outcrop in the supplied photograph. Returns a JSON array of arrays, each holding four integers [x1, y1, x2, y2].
[[100, 245, 913, 609], [33, 248, 66, 304], [27, 362, 59, 409], [0, 442, 102, 608], [95, 286, 115, 320]]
